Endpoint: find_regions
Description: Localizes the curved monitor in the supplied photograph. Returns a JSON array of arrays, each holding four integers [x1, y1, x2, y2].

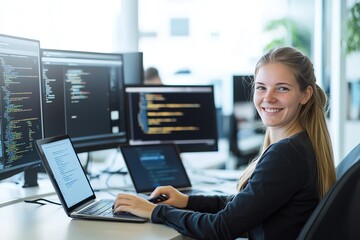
[[0, 34, 43, 182], [125, 85, 218, 152], [41, 49, 127, 152]]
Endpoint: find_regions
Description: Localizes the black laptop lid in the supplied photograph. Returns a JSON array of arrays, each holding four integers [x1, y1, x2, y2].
[[120, 144, 192, 193], [35, 135, 95, 214]]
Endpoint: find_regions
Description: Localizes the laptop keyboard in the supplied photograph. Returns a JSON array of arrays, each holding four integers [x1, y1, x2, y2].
[[79, 200, 114, 216], [79, 200, 138, 218]]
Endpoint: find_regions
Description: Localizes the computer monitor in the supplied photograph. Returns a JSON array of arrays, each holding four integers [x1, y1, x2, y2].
[[124, 85, 218, 152], [0, 34, 43, 186], [41, 49, 127, 152], [233, 75, 253, 103], [233, 75, 259, 121]]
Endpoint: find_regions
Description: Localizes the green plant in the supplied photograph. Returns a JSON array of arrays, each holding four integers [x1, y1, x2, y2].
[[346, 2, 360, 54], [263, 17, 311, 56]]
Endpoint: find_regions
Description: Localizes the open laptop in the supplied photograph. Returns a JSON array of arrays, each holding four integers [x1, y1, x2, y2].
[[35, 135, 147, 223], [119, 143, 204, 196]]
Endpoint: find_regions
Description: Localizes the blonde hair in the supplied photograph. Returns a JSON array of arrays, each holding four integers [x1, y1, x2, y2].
[[237, 47, 336, 199]]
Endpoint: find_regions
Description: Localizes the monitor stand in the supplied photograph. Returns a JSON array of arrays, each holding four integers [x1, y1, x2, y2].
[[23, 168, 39, 188]]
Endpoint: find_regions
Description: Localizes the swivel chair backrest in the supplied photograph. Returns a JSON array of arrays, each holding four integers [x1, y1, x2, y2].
[[297, 144, 360, 240], [336, 143, 360, 179]]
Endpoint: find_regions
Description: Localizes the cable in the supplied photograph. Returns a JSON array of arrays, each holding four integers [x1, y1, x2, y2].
[[85, 148, 124, 180], [24, 198, 61, 206], [105, 167, 128, 189], [84, 151, 93, 177], [102, 169, 128, 175]]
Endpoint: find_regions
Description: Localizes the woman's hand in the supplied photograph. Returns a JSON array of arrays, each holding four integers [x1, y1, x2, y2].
[[150, 185, 189, 209], [113, 186, 189, 219], [113, 193, 157, 219]]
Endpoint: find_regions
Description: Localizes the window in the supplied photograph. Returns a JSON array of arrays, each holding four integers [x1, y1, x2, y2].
[[170, 18, 189, 36]]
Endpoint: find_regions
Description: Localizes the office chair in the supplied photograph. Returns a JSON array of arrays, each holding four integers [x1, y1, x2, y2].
[[336, 143, 360, 179], [297, 145, 360, 240], [228, 113, 260, 167]]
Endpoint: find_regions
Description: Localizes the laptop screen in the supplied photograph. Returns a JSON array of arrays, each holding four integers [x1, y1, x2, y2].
[[39, 137, 94, 208], [120, 144, 192, 193]]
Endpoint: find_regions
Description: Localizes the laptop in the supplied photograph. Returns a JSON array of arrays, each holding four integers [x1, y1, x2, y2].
[[35, 135, 147, 223], [119, 143, 203, 196]]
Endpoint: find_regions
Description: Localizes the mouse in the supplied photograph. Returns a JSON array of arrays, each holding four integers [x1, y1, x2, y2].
[[148, 194, 169, 203]]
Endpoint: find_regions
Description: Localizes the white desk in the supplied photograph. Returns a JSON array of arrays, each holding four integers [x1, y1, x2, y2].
[[0, 178, 55, 207], [0, 193, 183, 240], [0, 174, 187, 240], [0, 168, 241, 240], [0, 137, 241, 240]]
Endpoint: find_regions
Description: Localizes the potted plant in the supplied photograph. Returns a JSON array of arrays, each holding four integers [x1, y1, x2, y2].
[[263, 17, 311, 57], [346, 2, 360, 54]]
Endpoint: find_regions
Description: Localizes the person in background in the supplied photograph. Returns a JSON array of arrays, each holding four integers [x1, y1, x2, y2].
[[144, 67, 162, 85], [114, 47, 336, 240]]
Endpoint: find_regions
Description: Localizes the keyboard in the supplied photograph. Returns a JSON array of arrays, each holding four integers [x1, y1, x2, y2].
[[79, 200, 138, 218], [80, 200, 114, 216]]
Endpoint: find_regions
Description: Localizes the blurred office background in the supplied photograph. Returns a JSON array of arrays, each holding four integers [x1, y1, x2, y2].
[[0, 0, 359, 164]]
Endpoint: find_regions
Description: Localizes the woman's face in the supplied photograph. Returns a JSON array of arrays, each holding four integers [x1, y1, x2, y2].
[[253, 62, 311, 130]]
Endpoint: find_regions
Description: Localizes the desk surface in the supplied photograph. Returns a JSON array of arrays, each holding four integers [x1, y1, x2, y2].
[[0, 178, 55, 207], [0, 192, 183, 240], [0, 139, 241, 240], [0, 168, 241, 240]]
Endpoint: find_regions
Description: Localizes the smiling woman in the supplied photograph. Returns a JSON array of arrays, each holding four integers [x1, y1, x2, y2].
[[112, 47, 336, 240], [238, 47, 335, 198], [253, 62, 313, 133]]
